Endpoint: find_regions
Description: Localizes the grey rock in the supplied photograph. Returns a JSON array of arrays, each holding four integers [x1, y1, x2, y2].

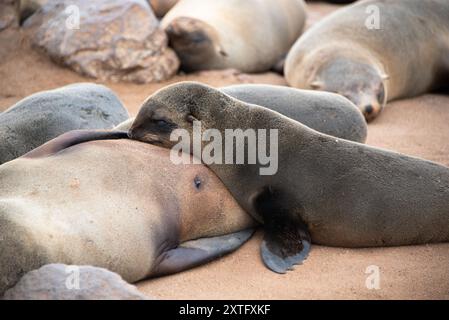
[[26, 0, 179, 83], [3, 264, 150, 300], [0, 82, 129, 164]]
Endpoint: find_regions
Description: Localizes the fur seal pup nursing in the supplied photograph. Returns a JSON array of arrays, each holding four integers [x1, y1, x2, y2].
[[161, 0, 307, 72], [118, 84, 367, 143], [0, 130, 255, 294], [285, 0, 449, 121], [129, 82, 449, 274]]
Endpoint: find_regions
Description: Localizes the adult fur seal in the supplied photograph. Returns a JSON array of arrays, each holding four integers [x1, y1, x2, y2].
[[129, 82, 449, 274], [285, 0, 449, 121], [161, 0, 307, 72], [0, 83, 129, 165], [0, 130, 255, 295], [221, 84, 367, 143]]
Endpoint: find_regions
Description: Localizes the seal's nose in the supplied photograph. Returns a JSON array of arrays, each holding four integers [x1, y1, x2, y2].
[[364, 105, 374, 115], [361, 103, 382, 122]]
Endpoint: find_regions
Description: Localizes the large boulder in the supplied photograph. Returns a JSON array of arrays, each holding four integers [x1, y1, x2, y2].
[[26, 0, 179, 83], [3, 264, 150, 300], [0, 83, 129, 164], [0, 0, 19, 31]]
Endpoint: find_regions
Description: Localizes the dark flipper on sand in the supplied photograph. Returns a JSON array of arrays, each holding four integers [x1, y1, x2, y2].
[[261, 216, 311, 274], [152, 229, 255, 277], [22, 129, 128, 159], [254, 186, 311, 274]]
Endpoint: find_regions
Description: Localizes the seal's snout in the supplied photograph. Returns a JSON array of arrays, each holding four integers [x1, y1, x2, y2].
[[364, 105, 374, 115], [361, 102, 382, 122]]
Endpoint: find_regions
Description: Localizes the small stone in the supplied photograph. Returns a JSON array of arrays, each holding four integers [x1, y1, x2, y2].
[[3, 264, 151, 300]]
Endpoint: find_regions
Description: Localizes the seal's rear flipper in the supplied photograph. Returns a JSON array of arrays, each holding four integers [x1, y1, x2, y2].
[[261, 217, 311, 274], [22, 130, 128, 159], [152, 229, 255, 277]]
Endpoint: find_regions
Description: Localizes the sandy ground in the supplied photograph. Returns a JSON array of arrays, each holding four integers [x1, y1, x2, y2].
[[1, 2, 449, 300]]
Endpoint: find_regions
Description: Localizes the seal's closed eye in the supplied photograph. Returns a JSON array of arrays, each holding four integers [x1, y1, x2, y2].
[[151, 118, 177, 133]]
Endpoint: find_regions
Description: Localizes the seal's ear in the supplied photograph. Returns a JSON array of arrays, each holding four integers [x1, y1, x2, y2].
[[215, 45, 228, 57], [151, 229, 255, 277], [310, 80, 324, 90], [22, 130, 129, 159]]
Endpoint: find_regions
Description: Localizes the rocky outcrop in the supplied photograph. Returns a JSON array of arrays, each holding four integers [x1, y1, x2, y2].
[[26, 0, 179, 83]]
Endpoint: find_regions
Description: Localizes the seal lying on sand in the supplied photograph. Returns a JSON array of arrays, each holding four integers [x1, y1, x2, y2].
[[221, 84, 366, 143], [285, 0, 449, 121], [161, 0, 307, 72], [0, 130, 255, 295], [129, 82, 449, 274], [118, 84, 367, 143], [0, 83, 129, 165]]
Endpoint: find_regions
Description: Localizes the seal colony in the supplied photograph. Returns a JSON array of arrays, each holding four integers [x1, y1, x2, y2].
[[129, 82, 449, 273], [285, 0, 449, 121], [0, 130, 255, 294], [161, 0, 307, 72]]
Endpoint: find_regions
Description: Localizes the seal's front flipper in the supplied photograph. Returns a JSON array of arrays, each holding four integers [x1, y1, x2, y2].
[[22, 130, 128, 159], [152, 229, 255, 277], [253, 186, 311, 274], [261, 217, 311, 274]]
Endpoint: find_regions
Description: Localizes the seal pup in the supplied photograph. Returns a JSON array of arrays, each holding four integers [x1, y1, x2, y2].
[[0, 130, 255, 294], [0, 83, 128, 164], [129, 82, 449, 274], [117, 85, 367, 143], [161, 0, 307, 72], [285, 0, 449, 121]]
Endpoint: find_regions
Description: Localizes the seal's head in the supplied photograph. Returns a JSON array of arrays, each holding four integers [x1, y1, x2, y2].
[[129, 82, 225, 147], [164, 17, 226, 72], [310, 56, 388, 122]]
